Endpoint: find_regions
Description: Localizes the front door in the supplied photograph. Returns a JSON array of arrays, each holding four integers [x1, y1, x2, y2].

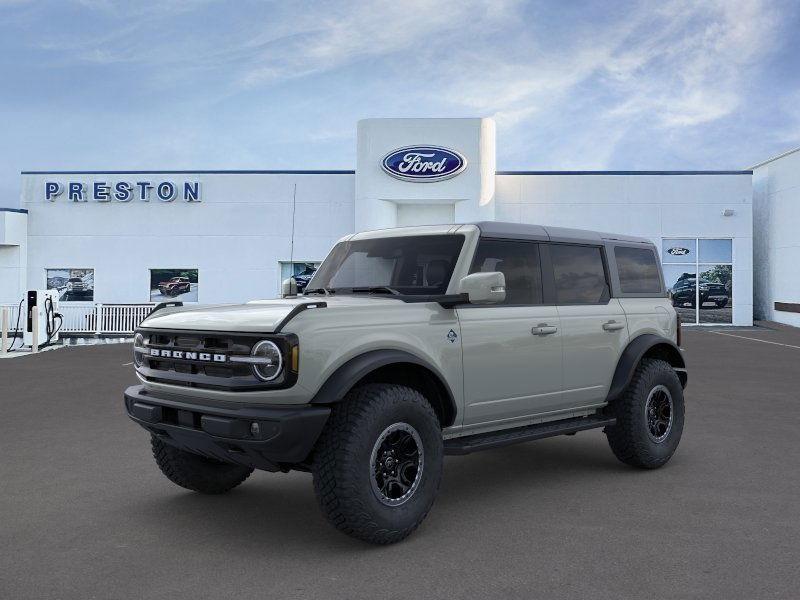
[[458, 239, 563, 430]]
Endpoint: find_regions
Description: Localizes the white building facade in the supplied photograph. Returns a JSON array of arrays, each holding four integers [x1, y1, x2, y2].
[[3, 118, 755, 327], [753, 147, 800, 328]]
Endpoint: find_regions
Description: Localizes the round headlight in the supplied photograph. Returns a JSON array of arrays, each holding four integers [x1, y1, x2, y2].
[[133, 333, 145, 367], [251, 340, 283, 381]]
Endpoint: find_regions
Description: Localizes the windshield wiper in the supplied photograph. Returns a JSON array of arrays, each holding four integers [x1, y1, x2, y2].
[[303, 287, 334, 296], [349, 286, 401, 295]]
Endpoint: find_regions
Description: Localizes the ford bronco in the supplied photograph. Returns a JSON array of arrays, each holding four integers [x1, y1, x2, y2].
[[125, 222, 687, 544], [158, 276, 191, 297]]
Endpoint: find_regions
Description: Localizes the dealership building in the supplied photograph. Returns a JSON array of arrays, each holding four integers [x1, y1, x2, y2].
[[1, 117, 798, 330]]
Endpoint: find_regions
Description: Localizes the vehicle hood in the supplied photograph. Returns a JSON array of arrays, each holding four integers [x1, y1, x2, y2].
[[139, 295, 401, 333]]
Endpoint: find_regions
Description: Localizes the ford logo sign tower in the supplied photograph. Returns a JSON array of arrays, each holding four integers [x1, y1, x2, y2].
[[381, 145, 467, 182]]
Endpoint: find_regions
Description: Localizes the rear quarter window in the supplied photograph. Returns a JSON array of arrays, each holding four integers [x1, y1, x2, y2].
[[614, 246, 662, 294]]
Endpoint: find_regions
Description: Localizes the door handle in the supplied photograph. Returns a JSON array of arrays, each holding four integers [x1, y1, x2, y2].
[[602, 320, 625, 332], [532, 323, 558, 336]]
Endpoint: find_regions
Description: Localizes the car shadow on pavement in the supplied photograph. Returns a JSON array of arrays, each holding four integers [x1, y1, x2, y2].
[[124, 432, 636, 551]]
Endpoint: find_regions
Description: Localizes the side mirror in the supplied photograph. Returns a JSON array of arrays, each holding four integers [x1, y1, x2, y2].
[[281, 277, 298, 298], [457, 272, 506, 304]]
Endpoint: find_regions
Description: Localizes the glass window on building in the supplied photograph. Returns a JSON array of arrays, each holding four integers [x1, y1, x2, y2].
[[662, 238, 732, 325], [280, 261, 321, 294]]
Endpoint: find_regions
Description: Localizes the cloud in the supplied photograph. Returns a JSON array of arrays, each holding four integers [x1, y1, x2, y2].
[[238, 0, 520, 88]]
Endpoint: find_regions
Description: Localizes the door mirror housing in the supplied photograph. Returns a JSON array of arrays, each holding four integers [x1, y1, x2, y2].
[[457, 272, 506, 304], [281, 277, 298, 298]]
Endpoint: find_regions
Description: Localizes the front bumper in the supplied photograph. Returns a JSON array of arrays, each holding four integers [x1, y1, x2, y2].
[[124, 385, 330, 471]]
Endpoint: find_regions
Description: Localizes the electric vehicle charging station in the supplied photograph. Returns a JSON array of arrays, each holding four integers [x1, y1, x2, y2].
[[23, 289, 62, 349]]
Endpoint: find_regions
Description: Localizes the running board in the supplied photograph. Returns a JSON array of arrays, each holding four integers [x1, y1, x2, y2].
[[444, 415, 616, 455]]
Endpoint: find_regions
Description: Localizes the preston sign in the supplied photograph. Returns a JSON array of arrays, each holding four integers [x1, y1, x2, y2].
[[44, 180, 201, 202], [381, 145, 467, 182]]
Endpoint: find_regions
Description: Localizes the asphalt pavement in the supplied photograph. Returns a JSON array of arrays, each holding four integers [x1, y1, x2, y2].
[[1, 324, 799, 599]]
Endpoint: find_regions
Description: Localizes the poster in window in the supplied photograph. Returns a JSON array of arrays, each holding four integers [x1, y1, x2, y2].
[[46, 268, 94, 302], [150, 269, 199, 302]]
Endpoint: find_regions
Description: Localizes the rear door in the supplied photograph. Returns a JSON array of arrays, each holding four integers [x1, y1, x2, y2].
[[546, 243, 628, 409], [457, 239, 563, 430]]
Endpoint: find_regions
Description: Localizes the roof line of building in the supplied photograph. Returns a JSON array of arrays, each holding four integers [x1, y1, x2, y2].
[[20, 170, 357, 175], [748, 146, 800, 170], [0, 207, 28, 214], [496, 170, 753, 175], [21, 169, 753, 176]]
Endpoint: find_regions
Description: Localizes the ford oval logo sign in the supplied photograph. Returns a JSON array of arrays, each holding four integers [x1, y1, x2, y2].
[[381, 145, 467, 182], [667, 247, 691, 256]]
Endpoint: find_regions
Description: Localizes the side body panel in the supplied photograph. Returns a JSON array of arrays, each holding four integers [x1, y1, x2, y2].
[[618, 297, 677, 342], [457, 305, 562, 430], [558, 299, 629, 407]]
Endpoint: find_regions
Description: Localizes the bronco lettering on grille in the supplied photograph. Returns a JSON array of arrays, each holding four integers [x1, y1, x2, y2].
[[149, 349, 227, 362]]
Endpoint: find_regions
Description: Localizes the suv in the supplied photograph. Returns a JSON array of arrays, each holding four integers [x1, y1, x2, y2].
[[672, 275, 729, 308], [125, 223, 686, 544], [293, 265, 317, 293], [158, 276, 191, 297], [66, 277, 89, 296]]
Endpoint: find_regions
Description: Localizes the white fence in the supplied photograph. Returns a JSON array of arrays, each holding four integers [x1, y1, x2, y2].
[[0, 303, 155, 335]]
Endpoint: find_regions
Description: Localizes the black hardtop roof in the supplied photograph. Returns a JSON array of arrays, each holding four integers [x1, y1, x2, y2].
[[470, 221, 653, 246]]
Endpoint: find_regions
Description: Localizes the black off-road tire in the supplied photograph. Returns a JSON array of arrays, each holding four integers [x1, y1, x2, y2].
[[151, 436, 253, 494], [312, 384, 443, 545], [605, 358, 684, 469]]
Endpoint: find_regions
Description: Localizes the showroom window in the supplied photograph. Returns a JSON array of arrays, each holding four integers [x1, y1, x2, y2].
[[662, 239, 733, 325], [280, 261, 321, 295]]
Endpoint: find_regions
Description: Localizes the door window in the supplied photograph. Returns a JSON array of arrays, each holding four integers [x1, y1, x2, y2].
[[550, 245, 609, 304], [470, 240, 543, 305]]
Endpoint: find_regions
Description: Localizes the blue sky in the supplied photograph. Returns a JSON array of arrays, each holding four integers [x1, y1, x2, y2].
[[1, 0, 799, 208]]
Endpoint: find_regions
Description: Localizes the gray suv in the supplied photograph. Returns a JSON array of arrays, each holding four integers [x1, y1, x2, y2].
[[125, 222, 687, 544]]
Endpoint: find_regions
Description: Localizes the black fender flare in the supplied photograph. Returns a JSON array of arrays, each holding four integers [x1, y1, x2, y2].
[[606, 334, 687, 402], [310, 349, 457, 427]]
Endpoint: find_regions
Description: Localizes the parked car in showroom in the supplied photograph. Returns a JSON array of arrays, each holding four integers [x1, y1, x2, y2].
[[125, 222, 686, 544], [294, 265, 317, 293], [157, 276, 191, 297], [671, 275, 729, 308]]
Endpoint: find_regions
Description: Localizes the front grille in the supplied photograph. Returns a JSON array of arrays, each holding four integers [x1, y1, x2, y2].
[[136, 329, 297, 391]]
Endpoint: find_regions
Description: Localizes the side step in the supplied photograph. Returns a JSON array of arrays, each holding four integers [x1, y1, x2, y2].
[[444, 415, 616, 455]]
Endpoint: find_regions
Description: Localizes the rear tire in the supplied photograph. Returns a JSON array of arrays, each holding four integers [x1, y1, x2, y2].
[[605, 358, 684, 469], [151, 436, 253, 494], [312, 383, 443, 544]]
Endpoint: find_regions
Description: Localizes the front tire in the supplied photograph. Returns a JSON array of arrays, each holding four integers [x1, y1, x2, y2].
[[151, 436, 253, 494], [312, 384, 443, 544], [605, 358, 684, 469]]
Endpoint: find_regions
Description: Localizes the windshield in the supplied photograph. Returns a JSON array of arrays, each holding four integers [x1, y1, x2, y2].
[[308, 234, 465, 296]]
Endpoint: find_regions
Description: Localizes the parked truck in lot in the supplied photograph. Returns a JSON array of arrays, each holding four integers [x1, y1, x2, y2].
[[125, 222, 687, 544]]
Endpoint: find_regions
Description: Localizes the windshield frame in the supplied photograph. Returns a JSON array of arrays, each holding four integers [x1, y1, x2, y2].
[[306, 234, 466, 297]]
